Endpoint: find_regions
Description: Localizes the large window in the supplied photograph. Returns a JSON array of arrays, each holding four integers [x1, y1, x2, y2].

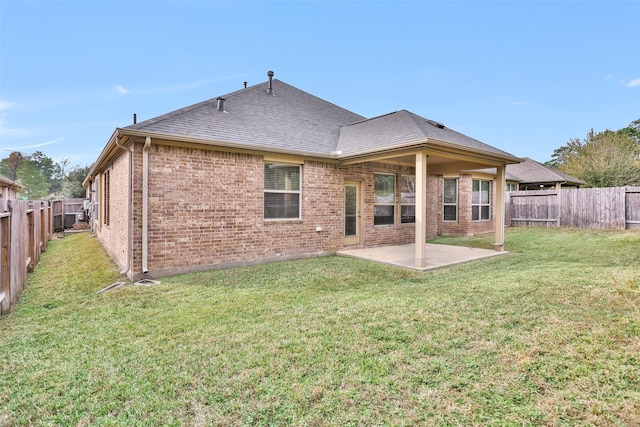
[[264, 163, 301, 219], [472, 179, 491, 221], [400, 175, 415, 224], [374, 174, 395, 225], [443, 178, 458, 221]]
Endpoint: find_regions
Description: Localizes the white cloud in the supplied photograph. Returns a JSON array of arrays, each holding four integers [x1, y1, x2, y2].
[[603, 74, 613, 80], [0, 100, 15, 111], [627, 78, 640, 88], [116, 85, 131, 94], [4, 137, 64, 151], [0, 119, 33, 137]]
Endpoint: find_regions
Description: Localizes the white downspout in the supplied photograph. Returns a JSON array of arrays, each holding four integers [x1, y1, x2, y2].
[[142, 136, 151, 274], [115, 136, 133, 276]]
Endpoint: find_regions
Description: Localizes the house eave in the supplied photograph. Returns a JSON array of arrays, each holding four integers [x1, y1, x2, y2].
[[338, 138, 523, 166], [84, 129, 523, 187]]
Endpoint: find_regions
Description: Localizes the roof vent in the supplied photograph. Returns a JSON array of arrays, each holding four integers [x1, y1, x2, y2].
[[426, 119, 445, 129], [266, 70, 274, 95], [216, 97, 225, 112]]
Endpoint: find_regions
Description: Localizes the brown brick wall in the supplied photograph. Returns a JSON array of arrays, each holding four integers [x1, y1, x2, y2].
[[95, 142, 499, 279], [439, 174, 495, 236], [95, 150, 130, 271]]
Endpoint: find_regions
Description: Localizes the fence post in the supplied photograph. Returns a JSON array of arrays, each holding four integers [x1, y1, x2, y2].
[[0, 211, 10, 315]]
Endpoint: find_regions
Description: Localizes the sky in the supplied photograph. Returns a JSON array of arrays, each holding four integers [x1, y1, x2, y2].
[[0, 0, 639, 168]]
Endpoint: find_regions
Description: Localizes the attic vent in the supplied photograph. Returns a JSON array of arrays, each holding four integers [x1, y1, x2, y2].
[[266, 70, 274, 95], [426, 119, 445, 129], [216, 97, 225, 112]]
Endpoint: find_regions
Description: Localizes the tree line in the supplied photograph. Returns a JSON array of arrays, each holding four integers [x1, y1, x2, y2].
[[546, 118, 640, 188], [0, 151, 90, 200]]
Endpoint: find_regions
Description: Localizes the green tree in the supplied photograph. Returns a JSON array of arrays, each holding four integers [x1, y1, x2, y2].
[[548, 126, 640, 187], [61, 164, 91, 198], [616, 118, 640, 144], [0, 151, 25, 181], [28, 151, 65, 195], [16, 160, 49, 199]]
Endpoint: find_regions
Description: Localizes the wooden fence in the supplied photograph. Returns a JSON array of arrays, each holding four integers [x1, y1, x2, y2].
[[506, 186, 640, 230], [51, 198, 87, 232], [0, 199, 53, 316]]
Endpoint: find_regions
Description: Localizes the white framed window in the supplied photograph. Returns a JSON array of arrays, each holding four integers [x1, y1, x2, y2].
[[400, 175, 415, 224], [507, 182, 518, 191], [472, 179, 491, 221], [374, 173, 395, 225], [443, 178, 458, 221], [264, 163, 301, 219]]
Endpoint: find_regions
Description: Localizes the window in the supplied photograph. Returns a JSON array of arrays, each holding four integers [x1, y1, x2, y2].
[[103, 170, 110, 226], [507, 182, 518, 191], [443, 178, 458, 221], [472, 179, 491, 221], [264, 163, 301, 219], [400, 175, 415, 223], [374, 174, 395, 225]]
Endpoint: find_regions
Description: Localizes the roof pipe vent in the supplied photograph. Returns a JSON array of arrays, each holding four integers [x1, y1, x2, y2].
[[243, 81, 247, 88], [266, 70, 274, 95], [216, 97, 225, 112]]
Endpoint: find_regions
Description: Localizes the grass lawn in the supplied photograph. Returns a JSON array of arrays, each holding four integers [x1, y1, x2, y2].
[[1, 228, 639, 426]]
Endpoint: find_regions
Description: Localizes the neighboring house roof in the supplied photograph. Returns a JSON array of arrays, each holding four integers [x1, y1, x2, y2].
[[0, 174, 22, 190], [507, 157, 586, 186]]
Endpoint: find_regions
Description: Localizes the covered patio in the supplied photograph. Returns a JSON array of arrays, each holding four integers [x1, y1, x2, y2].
[[337, 242, 508, 271]]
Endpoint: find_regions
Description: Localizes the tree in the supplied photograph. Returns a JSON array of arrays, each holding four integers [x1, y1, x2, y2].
[[27, 151, 65, 195], [60, 165, 91, 198], [16, 160, 49, 199], [0, 151, 25, 181], [548, 125, 640, 187]]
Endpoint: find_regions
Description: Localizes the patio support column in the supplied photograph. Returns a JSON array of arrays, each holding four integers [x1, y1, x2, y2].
[[494, 163, 506, 252], [415, 151, 428, 267]]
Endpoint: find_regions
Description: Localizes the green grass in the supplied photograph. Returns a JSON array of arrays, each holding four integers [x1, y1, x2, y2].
[[1, 228, 639, 426]]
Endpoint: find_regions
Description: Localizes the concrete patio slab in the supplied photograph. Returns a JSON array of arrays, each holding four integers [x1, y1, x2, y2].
[[337, 243, 508, 271]]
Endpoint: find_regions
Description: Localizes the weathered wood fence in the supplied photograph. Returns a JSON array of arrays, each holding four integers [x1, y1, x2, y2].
[[51, 198, 87, 232], [0, 199, 53, 315], [506, 186, 640, 230]]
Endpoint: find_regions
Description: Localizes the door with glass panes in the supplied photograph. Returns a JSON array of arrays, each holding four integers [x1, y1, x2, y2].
[[344, 182, 360, 245]]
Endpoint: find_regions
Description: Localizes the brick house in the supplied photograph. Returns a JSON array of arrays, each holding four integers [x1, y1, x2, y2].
[[84, 72, 521, 281]]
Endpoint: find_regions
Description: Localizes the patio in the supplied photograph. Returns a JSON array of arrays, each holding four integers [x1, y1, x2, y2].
[[337, 243, 508, 271]]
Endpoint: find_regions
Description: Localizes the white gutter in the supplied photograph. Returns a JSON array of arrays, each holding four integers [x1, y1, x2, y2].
[[115, 136, 133, 277], [142, 136, 151, 274]]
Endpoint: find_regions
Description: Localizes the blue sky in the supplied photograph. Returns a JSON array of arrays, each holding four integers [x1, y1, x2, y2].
[[1, 1, 638, 168]]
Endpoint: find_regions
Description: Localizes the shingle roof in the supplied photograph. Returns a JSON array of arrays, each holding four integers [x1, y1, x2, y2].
[[337, 110, 517, 158], [124, 77, 518, 161], [126, 79, 365, 156], [507, 157, 586, 185]]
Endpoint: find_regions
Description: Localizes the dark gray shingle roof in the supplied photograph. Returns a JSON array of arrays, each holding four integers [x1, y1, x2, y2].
[[126, 79, 365, 156], [508, 157, 586, 185], [125, 78, 518, 161], [337, 110, 517, 158]]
